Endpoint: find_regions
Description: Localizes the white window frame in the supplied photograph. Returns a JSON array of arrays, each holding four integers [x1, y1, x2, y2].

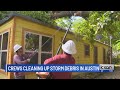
[[0, 34, 2, 68], [0, 31, 9, 69], [24, 31, 53, 64]]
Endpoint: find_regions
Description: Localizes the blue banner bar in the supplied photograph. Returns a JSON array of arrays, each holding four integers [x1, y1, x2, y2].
[[5, 64, 114, 72]]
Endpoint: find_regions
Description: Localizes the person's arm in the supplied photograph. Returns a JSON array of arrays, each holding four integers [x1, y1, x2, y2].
[[36, 56, 57, 79], [23, 53, 32, 59], [44, 56, 58, 64], [23, 51, 37, 59], [14, 55, 30, 64]]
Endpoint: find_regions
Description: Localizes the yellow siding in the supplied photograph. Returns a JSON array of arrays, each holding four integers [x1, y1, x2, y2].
[[14, 18, 57, 45], [0, 17, 109, 79], [0, 19, 14, 33], [94, 42, 109, 64], [13, 17, 109, 79], [0, 19, 14, 79], [14, 17, 109, 65]]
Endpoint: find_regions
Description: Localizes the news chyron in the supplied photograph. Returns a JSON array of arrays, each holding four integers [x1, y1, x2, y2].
[[99, 64, 114, 72]]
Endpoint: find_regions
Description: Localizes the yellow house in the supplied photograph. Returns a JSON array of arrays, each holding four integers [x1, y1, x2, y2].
[[0, 13, 110, 79]]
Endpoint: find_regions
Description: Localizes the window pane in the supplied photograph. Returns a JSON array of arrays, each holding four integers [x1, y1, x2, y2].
[[25, 33, 39, 51], [25, 52, 38, 64], [41, 53, 52, 64], [1, 52, 7, 69], [84, 45, 90, 56], [2, 32, 8, 50], [0, 35, 1, 50], [42, 36, 52, 52]]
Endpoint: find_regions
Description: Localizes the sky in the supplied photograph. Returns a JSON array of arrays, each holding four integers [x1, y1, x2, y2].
[[62, 16, 83, 30]]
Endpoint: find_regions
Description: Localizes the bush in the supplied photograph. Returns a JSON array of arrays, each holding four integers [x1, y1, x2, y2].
[[112, 58, 120, 64]]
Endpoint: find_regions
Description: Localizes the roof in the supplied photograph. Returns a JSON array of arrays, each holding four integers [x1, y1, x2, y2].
[[0, 12, 70, 33], [0, 12, 110, 47], [94, 39, 110, 47]]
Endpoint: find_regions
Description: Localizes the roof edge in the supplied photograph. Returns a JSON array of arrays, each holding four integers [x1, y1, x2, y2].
[[0, 12, 72, 33], [0, 12, 109, 47]]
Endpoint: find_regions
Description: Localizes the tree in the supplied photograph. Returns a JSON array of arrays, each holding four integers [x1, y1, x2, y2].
[[16, 11, 56, 25], [0, 11, 56, 25], [1, 11, 120, 51], [55, 11, 120, 51], [0, 11, 10, 20], [50, 11, 89, 19]]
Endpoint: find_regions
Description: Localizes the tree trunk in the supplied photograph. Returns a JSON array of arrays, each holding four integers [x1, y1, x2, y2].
[[50, 11, 90, 19]]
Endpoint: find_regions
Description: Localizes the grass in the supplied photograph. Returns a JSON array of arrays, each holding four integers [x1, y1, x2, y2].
[[72, 72, 102, 79]]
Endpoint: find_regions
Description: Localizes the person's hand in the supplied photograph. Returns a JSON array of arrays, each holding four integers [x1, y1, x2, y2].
[[36, 72, 39, 75], [36, 72, 49, 79], [35, 49, 39, 52], [27, 59, 31, 62]]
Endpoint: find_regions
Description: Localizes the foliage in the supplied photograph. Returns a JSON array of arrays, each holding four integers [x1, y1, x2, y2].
[[112, 41, 120, 51], [0, 11, 10, 20], [73, 11, 113, 43], [25, 33, 39, 50], [55, 17, 71, 29], [55, 11, 120, 51], [112, 58, 120, 64], [1, 11, 120, 51], [0, 11, 56, 25]]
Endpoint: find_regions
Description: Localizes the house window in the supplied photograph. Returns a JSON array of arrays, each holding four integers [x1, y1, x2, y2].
[[25, 33, 39, 64], [2, 33, 8, 50], [24, 32, 53, 64], [84, 44, 90, 56], [0, 32, 9, 69]]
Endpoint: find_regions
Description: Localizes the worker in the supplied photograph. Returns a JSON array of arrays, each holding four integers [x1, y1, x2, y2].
[[36, 40, 77, 79], [13, 44, 34, 79]]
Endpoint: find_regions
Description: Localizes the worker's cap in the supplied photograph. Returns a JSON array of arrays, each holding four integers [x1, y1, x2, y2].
[[13, 44, 22, 53], [62, 40, 77, 54]]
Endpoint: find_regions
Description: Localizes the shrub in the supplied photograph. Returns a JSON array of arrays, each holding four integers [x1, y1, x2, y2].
[[112, 58, 120, 64]]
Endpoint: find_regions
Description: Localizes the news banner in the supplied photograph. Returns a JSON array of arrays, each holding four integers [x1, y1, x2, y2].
[[5, 64, 114, 72]]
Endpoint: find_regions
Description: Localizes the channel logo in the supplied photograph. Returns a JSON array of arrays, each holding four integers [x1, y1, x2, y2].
[[99, 64, 114, 70]]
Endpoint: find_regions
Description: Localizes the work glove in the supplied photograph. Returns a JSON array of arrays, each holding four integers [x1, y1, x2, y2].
[[35, 49, 39, 52], [27, 59, 31, 62]]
